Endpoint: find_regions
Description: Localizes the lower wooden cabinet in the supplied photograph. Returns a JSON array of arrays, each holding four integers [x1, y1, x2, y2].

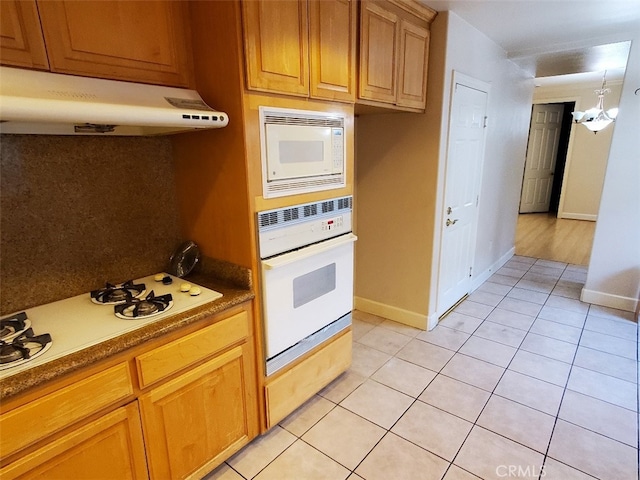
[[0, 303, 258, 480], [265, 330, 352, 427], [0, 402, 147, 480], [140, 344, 255, 480]]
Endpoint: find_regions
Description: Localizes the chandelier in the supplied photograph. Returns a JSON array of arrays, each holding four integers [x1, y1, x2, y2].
[[571, 71, 619, 134]]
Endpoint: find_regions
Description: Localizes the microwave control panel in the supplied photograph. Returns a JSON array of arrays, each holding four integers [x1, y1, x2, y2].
[[331, 129, 344, 171]]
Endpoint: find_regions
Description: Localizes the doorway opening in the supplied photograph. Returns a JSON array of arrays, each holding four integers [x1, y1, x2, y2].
[[519, 101, 574, 214], [548, 102, 574, 213], [516, 101, 598, 265]]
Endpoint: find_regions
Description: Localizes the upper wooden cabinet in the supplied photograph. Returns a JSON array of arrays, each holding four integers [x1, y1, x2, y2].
[[359, 2, 399, 104], [242, 0, 309, 96], [0, 0, 48, 70], [0, 0, 193, 88], [309, 0, 358, 102], [241, 0, 357, 103], [358, 0, 435, 111]]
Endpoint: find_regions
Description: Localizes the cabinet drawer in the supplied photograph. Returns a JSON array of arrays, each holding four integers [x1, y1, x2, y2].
[[136, 311, 249, 388], [0, 363, 133, 458], [266, 331, 351, 427]]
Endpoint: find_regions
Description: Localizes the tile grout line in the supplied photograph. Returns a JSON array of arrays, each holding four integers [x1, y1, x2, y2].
[[538, 278, 591, 480], [447, 258, 559, 478]]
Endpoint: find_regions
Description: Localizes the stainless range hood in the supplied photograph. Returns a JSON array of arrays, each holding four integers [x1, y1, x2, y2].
[[0, 67, 228, 136]]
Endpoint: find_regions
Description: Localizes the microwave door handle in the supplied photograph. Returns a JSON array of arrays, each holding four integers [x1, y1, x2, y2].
[[262, 233, 357, 270]]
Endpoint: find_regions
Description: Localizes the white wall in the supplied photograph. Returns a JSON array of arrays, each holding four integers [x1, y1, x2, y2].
[[583, 36, 640, 313], [428, 12, 534, 319], [532, 82, 623, 220]]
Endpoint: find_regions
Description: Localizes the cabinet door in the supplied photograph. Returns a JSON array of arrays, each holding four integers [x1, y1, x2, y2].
[[242, 0, 309, 96], [397, 20, 430, 109], [0, 403, 148, 480], [0, 0, 48, 69], [358, 1, 399, 104], [309, 0, 356, 103], [139, 345, 253, 480], [36, 0, 192, 87]]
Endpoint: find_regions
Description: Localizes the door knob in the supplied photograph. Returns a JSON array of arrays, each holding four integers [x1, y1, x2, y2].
[[446, 219, 459, 226]]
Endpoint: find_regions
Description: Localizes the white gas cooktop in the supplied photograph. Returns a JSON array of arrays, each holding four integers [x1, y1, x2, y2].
[[0, 273, 222, 379]]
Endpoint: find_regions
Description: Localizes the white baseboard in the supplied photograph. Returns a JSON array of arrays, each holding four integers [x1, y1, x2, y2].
[[558, 212, 597, 221], [354, 296, 427, 330], [580, 288, 638, 313], [471, 247, 516, 292]]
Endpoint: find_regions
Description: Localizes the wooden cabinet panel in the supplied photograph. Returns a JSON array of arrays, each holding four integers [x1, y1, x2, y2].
[[357, 0, 435, 111], [0, 363, 133, 459], [309, 0, 356, 102], [36, 0, 192, 87], [140, 345, 253, 480], [265, 331, 352, 427], [397, 20, 430, 109], [0, 0, 48, 69], [0, 402, 147, 480], [358, 2, 399, 104], [242, 0, 309, 96], [136, 310, 249, 388]]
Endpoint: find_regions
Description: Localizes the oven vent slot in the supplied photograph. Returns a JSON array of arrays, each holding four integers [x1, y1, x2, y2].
[[283, 208, 299, 222], [321, 201, 335, 213], [304, 204, 318, 217], [259, 211, 279, 228], [338, 197, 352, 210]]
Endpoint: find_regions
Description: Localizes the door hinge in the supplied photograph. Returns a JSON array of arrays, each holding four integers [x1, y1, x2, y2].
[[469, 267, 473, 278], [483, 116, 488, 128]]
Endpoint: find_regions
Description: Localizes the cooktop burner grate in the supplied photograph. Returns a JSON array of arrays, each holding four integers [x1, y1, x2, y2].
[[0, 328, 53, 370], [91, 280, 146, 305], [114, 292, 173, 320], [0, 311, 31, 342]]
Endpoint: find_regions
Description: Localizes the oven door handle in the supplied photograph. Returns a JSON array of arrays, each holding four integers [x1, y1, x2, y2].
[[262, 233, 357, 270]]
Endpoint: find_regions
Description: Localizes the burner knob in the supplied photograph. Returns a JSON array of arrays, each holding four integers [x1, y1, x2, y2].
[[180, 283, 192, 292], [189, 286, 202, 296]]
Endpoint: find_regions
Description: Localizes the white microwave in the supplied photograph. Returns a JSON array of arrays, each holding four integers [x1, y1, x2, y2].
[[259, 106, 346, 198]]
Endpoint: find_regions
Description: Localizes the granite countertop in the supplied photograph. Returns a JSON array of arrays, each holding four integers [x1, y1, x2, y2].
[[0, 259, 255, 401]]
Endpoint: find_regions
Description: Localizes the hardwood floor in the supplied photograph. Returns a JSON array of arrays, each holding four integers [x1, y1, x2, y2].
[[515, 213, 596, 266]]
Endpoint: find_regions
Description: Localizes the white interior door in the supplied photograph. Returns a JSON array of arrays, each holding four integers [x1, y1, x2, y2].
[[519, 103, 564, 213], [437, 80, 488, 317]]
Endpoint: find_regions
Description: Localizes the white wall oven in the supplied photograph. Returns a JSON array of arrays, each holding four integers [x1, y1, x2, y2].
[[259, 106, 346, 198], [258, 196, 356, 375]]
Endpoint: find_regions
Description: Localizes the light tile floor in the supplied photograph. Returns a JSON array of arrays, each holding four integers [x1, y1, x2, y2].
[[204, 256, 639, 480]]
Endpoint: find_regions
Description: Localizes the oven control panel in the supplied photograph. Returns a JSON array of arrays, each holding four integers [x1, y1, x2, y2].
[[321, 215, 344, 231], [258, 196, 353, 258]]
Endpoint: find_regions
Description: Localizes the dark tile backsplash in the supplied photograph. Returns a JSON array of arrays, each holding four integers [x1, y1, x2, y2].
[[0, 135, 183, 314]]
